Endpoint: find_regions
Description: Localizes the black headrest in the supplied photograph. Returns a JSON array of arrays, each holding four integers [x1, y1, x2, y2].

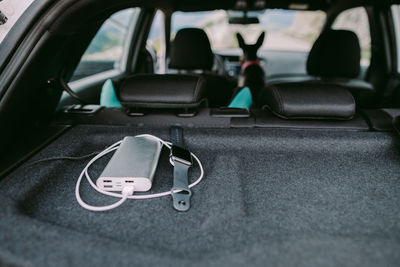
[[169, 28, 214, 70], [118, 74, 206, 109], [260, 82, 356, 120], [307, 30, 361, 78]]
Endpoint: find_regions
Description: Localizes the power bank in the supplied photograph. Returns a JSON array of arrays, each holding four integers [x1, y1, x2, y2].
[[96, 136, 162, 192]]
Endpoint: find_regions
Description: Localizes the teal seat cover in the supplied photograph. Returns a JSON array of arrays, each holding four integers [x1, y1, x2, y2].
[[228, 86, 252, 109], [100, 79, 122, 108]]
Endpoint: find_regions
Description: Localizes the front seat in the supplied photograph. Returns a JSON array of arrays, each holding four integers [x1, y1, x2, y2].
[[268, 30, 376, 108], [169, 28, 236, 107], [306, 29, 375, 107]]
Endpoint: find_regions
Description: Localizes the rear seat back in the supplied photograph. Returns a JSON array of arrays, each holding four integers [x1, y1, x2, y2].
[[63, 73, 372, 130]]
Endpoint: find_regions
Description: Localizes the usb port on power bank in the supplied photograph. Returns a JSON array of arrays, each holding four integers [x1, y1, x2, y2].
[[96, 136, 162, 192], [97, 136, 162, 192]]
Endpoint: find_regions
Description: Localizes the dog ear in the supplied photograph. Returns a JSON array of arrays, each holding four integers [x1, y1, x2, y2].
[[255, 32, 265, 49], [236, 32, 246, 48]]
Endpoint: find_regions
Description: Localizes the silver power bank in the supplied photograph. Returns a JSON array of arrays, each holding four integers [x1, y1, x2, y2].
[[96, 136, 162, 192]]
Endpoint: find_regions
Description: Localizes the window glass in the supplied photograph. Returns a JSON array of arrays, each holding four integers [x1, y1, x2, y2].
[[391, 5, 400, 73], [147, 10, 165, 73], [171, 10, 326, 52], [0, 0, 34, 43], [70, 8, 140, 81], [332, 7, 371, 67]]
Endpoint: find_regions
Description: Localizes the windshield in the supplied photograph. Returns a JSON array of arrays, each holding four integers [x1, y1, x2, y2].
[[0, 0, 34, 43], [172, 9, 326, 52]]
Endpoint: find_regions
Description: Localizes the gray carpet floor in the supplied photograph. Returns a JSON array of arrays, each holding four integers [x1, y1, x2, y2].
[[0, 125, 400, 266]]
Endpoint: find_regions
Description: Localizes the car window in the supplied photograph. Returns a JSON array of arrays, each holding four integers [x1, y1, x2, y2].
[[171, 10, 326, 52], [170, 10, 325, 78], [147, 10, 165, 73], [332, 7, 371, 67], [391, 5, 400, 73], [70, 8, 140, 82], [0, 0, 34, 43]]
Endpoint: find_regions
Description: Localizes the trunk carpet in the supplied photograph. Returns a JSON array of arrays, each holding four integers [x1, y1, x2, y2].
[[0, 125, 400, 266]]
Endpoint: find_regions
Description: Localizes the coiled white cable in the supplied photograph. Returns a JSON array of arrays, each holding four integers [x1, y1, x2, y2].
[[75, 134, 204, 211]]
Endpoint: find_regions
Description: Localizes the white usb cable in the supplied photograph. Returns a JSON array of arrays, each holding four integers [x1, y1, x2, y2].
[[75, 134, 204, 211]]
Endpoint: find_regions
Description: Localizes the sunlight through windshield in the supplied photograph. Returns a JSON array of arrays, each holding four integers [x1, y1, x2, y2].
[[0, 0, 34, 43], [172, 10, 326, 52]]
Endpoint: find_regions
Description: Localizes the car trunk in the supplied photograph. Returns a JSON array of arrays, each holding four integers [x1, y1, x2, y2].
[[1, 124, 400, 266]]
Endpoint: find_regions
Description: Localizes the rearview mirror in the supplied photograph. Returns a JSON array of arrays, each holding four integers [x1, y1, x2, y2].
[[228, 10, 260, 25], [229, 16, 259, 24]]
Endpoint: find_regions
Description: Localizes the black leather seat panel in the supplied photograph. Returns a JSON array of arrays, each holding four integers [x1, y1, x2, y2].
[[268, 77, 376, 108], [260, 82, 356, 120], [118, 74, 206, 109]]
